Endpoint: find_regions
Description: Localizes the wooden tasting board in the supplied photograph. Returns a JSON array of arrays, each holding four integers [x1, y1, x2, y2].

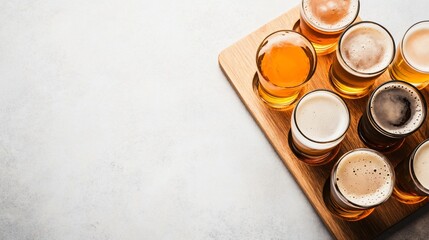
[[218, 6, 429, 240]]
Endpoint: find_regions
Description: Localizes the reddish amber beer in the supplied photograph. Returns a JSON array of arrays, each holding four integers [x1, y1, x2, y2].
[[300, 0, 360, 55]]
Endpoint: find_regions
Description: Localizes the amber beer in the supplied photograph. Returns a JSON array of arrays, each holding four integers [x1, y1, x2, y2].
[[389, 21, 429, 89], [326, 149, 395, 221], [394, 139, 429, 204], [256, 30, 317, 108], [358, 81, 426, 152], [329, 21, 395, 98], [300, 0, 360, 55]]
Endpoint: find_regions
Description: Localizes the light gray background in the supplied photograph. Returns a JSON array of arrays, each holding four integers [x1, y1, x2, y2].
[[1, 0, 428, 239]]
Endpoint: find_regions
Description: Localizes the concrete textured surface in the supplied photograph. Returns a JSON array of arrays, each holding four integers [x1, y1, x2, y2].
[[0, 0, 428, 239]]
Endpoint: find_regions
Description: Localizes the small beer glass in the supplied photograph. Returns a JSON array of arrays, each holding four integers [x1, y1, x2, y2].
[[299, 0, 360, 55], [329, 21, 395, 99], [358, 81, 426, 152], [389, 21, 429, 90], [256, 30, 317, 109], [393, 139, 429, 204], [290, 89, 350, 165], [325, 148, 395, 221]]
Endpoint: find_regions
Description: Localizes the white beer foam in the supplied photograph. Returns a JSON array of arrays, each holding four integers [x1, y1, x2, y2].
[[370, 81, 424, 135], [335, 150, 393, 207], [413, 141, 429, 190], [294, 90, 349, 143], [258, 31, 313, 58], [340, 22, 394, 73], [403, 22, 429, 72], [302, 0, 359, 30]]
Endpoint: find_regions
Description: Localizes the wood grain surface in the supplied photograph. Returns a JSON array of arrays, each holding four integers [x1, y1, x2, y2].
[[218, 6, 429, 240]]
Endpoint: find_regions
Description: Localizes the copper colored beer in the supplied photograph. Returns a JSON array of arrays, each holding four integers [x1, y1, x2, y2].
[[300, 0, 360, 55], [256, 30, 317, 108]]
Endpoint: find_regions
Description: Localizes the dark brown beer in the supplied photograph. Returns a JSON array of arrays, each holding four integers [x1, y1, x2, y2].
[[358, 81, 426, 152]]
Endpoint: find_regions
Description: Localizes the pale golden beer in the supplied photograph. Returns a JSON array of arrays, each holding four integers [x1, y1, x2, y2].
[[389, 21, 429, 89], [393, 139, 429, 204], [325, 149, 395, 221], [290, 90, 350, 165], [300, 0, 360, 55], [256, 30, 317, 109], [329, 21, 395, 99]]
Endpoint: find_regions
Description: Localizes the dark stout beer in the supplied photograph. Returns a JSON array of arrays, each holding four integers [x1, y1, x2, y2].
[[358, 81, 426, 152]]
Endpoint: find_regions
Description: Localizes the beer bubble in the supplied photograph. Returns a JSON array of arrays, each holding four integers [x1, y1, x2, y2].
[[335, 150, 394, 207]]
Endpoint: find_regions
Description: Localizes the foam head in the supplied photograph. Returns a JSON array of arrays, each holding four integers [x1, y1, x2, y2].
[[340, 22, 395, 74], [302, 0, 359, 31], [370, 81, 425, 136], [413, 140, 429, 192], [295, 90, 349, 143], [334, 149, 394, 207], [403, 21, 429, 73]]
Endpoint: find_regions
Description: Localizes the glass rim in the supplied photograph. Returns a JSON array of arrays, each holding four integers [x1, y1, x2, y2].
[[366, 80, 427, 138], [337, 21, 396, 76], [293, 89, 350, 144], [300, 0, 360, 33], [409, 138, 429, 194], [255, 30, 317, 89], [400, 20, 429, 74], [331, 148, 395, 209]]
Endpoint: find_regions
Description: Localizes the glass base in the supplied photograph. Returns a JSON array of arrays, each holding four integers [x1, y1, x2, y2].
[[393, 186, 428, 205], [358, 117, 404, 153], [323, 180, 374, 221], [312, 42, 337, 56], [293, 20, 337, 56], [288, 131, 339, 166], [253, 73, 302, 110], [329, 66, 372, 99]]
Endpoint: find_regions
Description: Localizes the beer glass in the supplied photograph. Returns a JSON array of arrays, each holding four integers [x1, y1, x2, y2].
[[290, 89, 350, 165], [329, 21, 396, 99], [389, 21, 429, 90], [393, 139, 429, 204], [358, 81, 426, 152], [299, 0, 360, 55], [325, 148, 395, 221], [256, 30, 317, 109]]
